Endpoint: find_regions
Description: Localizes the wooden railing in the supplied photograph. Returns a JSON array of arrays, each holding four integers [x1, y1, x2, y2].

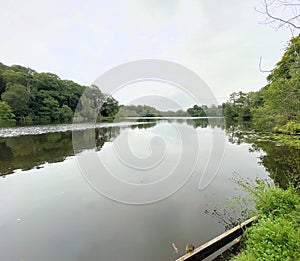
[[175, 216, 257, 261]]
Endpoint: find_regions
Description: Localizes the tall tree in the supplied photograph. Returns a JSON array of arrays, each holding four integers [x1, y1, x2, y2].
[[223, 35, 300, 131], [252, 35, 300, 130]]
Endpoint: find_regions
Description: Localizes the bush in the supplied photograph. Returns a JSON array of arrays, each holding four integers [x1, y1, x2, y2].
[[232, 180, 300, 261], [234, 216, 300, 260], [274, 121, 300, 135], [252, 182, 299, 218]]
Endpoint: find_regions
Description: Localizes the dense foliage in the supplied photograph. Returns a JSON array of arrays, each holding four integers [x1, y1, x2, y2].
[[0, 101, 15, 122], [223, 35, 300, 133], [232, 181, 300, 261], [0, 62, 226, 125], [0, 63, 119, 124]]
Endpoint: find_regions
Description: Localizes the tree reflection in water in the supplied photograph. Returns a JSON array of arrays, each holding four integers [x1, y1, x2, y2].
[[0, 122, 156, 177], [226, 125, 300, 190]]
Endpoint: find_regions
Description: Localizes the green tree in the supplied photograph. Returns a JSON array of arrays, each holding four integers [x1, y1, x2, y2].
[[58, 104, 73, 122], [0, 101, 15, 121], [0, 62, 9, 96], [224, 91, 252, 121], [267, 35, 300, 82], [75, 85, 105, 121], [38, 96, 60, 122], [10, 65, 36, 75], [187, 104, 206, 117], [31, 72, 62, 91], [101, 96, 119, 117], [62, 80, 86, 110], [0, 61, 120, 124], [1, 69, 30, 87], [224, 35, 300, 131], [251, 35, 300, 131], [1, 83, 30, 121]]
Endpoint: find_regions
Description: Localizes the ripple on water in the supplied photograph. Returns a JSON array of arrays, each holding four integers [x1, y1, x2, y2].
[[0, 122, 149, 138]]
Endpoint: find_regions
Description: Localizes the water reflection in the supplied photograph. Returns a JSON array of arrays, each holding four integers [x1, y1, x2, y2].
[[0, 122, 156, 176], [225, 127, 300, 189], [2, 118, 298, 191], [251, 141, 300, 189], [140, 117, 225, 129], [0, 119, 276, 261], [0, 132, 74, 176], [186, 118, 225, 129]]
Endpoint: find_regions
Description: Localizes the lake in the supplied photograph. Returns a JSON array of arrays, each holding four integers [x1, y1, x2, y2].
[[0, 118, 298, 261]]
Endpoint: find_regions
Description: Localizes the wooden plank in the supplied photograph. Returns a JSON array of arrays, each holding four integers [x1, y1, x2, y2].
[[175, 216, 257, 261]]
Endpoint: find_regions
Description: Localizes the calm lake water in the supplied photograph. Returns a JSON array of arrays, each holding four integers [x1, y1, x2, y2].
[[0, 118, 298, 261]]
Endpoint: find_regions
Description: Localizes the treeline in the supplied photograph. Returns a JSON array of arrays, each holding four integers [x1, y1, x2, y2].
[[117, 104, 187, 117], [223, 35, 300, 134], [117, 104, 223, 118], [0, 62, 224, 126], [0, 63, 119, 125]]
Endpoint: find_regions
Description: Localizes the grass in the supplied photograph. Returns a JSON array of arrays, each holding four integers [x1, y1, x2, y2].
[[231, 180, 300, 261]]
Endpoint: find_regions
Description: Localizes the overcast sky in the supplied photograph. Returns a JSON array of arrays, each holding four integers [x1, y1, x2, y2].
[[0, 0, 293, 109]]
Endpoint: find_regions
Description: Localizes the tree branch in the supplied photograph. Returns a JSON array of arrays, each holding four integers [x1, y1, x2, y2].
[[255, 0, 300, 30], [259, 56, 272, 73]]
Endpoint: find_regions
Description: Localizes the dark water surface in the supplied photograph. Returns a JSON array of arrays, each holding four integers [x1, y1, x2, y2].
[[0, 119, 297, 261]]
